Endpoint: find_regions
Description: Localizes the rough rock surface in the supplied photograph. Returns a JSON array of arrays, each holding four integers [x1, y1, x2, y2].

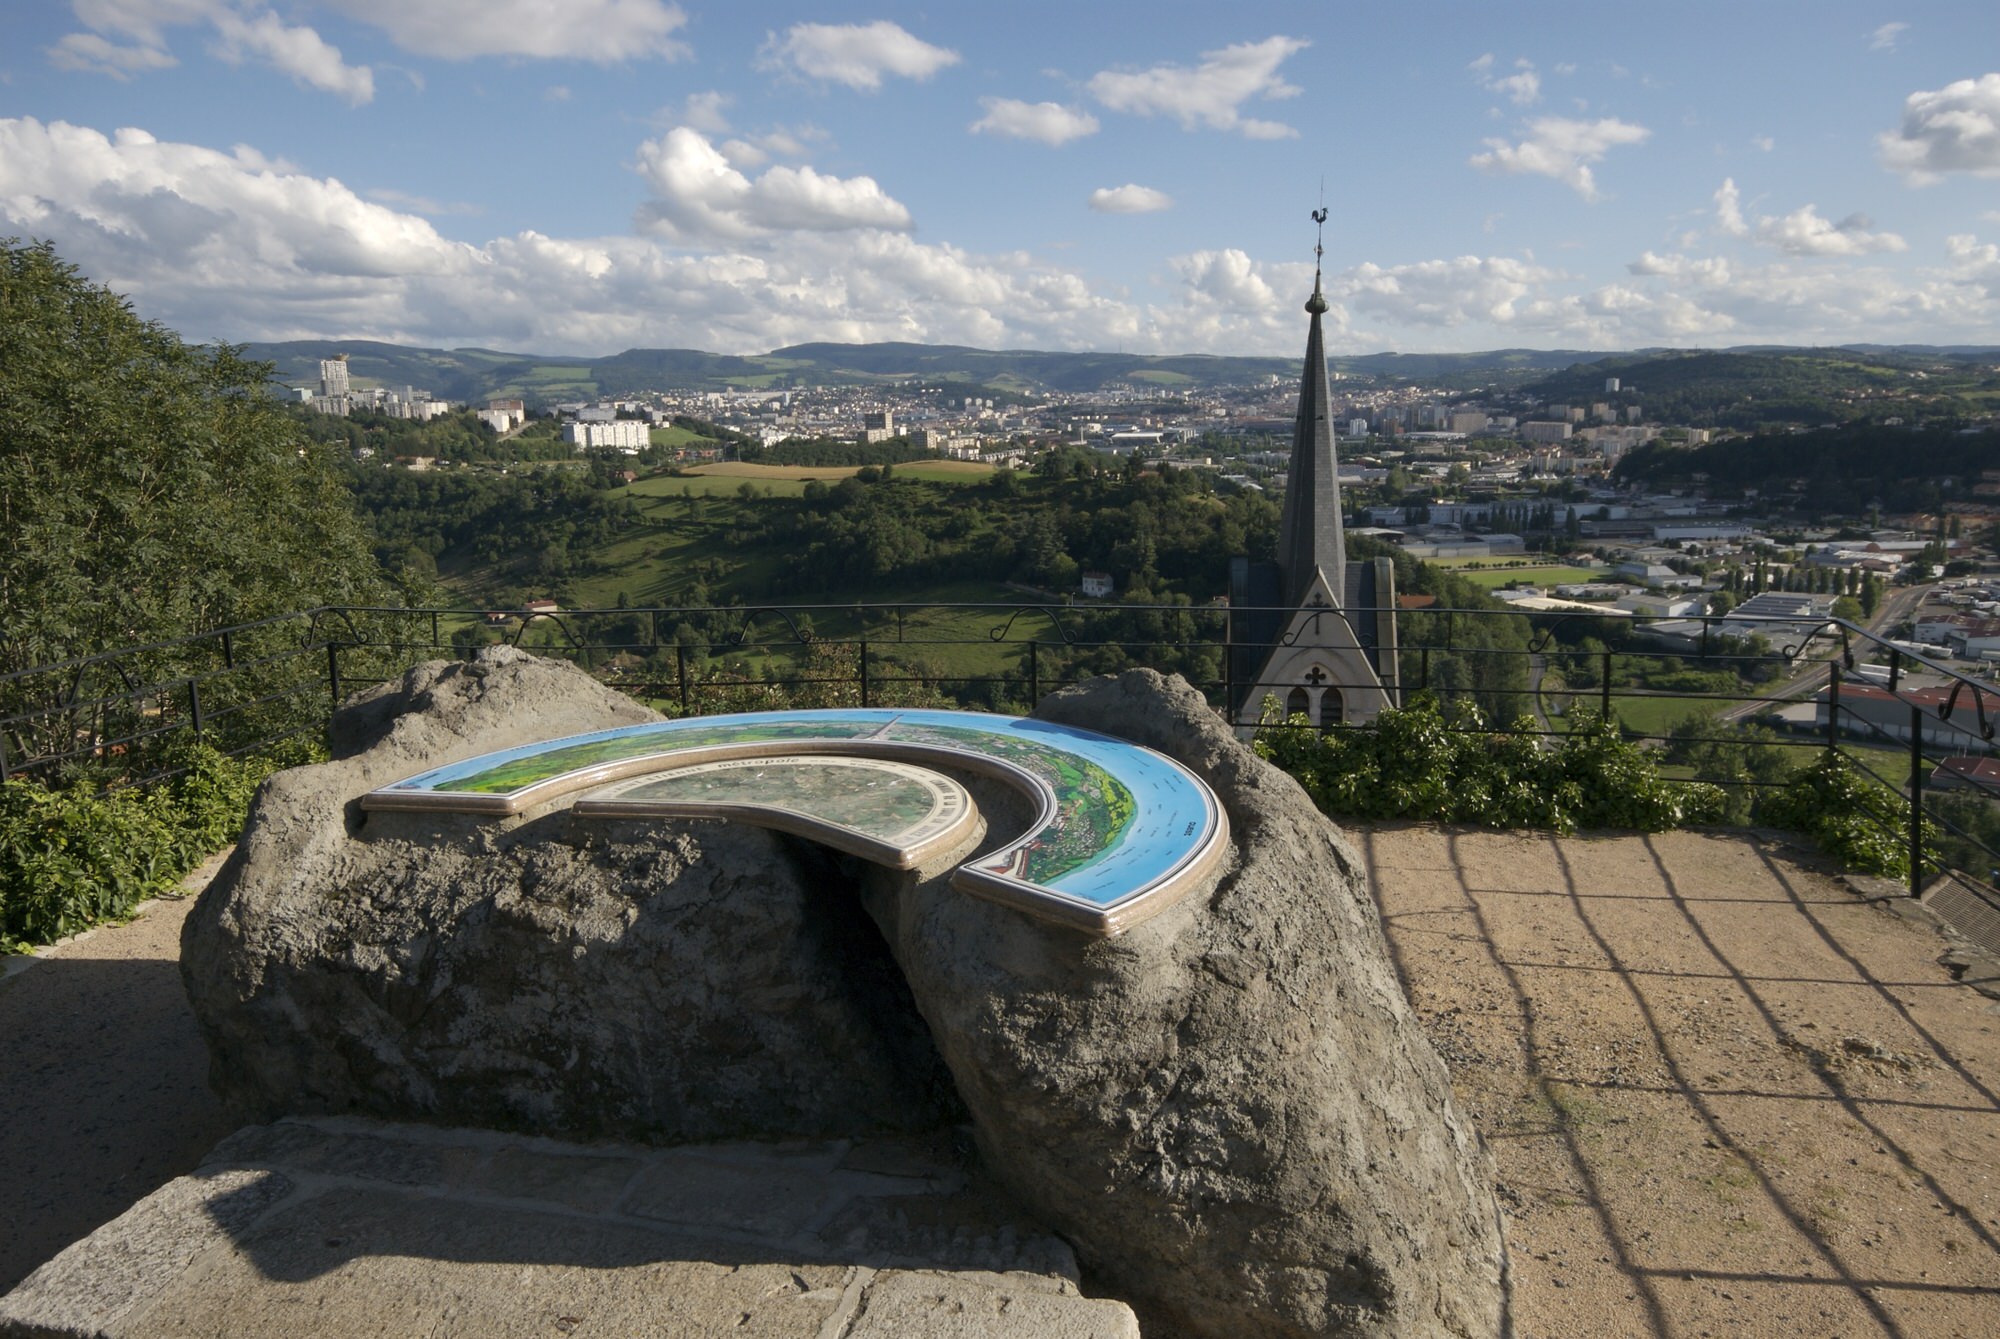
[[181, 646, 958, 1142], [859, 669, 1507, 1339], [0, 1117, 1140, 1339]]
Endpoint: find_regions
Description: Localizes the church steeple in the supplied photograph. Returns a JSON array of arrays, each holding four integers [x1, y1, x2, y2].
[[1275, 207, 1345, 609]]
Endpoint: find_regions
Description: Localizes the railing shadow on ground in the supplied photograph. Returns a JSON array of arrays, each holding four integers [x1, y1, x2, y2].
[[1362, 822, 2000, 1339]]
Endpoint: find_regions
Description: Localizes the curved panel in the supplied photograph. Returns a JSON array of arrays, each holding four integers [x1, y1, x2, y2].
[[574, 755, 980, 871], [363, 708, 1228, 935]]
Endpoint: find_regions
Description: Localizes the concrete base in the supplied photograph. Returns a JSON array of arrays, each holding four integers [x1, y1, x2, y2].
[[0, 1118, 1137, 1339]]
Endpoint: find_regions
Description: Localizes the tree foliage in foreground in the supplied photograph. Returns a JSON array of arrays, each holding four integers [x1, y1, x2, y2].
[[0, 240, 393, 767], [0, 240, 389, 672]]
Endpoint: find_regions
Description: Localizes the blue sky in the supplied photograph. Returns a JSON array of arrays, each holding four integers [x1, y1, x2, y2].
[[2, 2, 1996, 357]]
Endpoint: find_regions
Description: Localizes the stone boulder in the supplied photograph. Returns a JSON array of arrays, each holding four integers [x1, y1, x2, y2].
[[181, 646, 960, 1143], [858, 669, 1506, 1339]]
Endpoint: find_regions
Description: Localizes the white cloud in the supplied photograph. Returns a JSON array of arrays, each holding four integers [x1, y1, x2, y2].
[[543, 85, 571, 103], [1627, 251, 1733, 284], [1878, 73, 2000, 183], [632, 127, 911, 242], [1716, 177, 1907, 255], [674, 90, 732, 135], [1475, 57, 1542, 107], [1754, 204, 1907, 256], [210, 8, 373, 104], [970, 98, 1099, 146], [1088, 35, 1309, 139], [53, 2, 373, 98], [1870, 22, 1909, 52], [1715, 177, 1748, 235], [46, 31, 179, 79], [1488, 70, 1542, 106], [326, 0, 690, 61], [1751, 134, 1775, 152], [6, 114, 1996, 360], [1469, 116, 1650, 200], [757, 20, 959, 91], [1088, 184, 1171, 214], [1338, 254, 1565, 329], [0, 115, 1152, 355], [66, 0, 216, 48], [0, 116, 474, 297]]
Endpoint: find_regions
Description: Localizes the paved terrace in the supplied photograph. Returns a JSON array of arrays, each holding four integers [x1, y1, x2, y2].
[[2, 829, 1997, 1337]]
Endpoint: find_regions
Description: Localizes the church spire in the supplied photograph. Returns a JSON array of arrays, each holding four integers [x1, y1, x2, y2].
[[1275, 206, 1345, 609]]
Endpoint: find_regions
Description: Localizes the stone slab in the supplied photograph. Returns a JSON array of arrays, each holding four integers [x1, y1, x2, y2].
[[0, 1118, 1137, 1339]]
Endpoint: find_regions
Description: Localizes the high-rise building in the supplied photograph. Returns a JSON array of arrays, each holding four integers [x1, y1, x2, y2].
[[319, 355, 350, 399], [1227, 236, 1397, 732]]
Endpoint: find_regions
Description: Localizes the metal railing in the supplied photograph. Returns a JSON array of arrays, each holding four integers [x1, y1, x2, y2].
[[5, 599, 1998, 945]]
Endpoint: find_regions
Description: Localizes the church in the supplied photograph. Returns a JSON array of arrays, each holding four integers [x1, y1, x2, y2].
[[1227, 235, 1399, 733]]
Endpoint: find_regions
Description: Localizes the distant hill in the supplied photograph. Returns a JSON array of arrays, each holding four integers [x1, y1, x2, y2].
[[234, 337, 2000, 412], [1523, 347, 2000, 429]]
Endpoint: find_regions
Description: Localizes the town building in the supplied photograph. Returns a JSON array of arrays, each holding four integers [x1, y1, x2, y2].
[[562, 420, 649, 451], [319, 355, 350, 399]]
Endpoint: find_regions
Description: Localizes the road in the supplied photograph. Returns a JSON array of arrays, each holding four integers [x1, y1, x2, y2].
[[1717, 581, 1934, 724]]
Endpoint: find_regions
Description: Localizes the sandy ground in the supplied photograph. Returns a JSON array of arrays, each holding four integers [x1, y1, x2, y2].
[[1360, 824, 2000, 1339], [3, 829, 1995, 1337], [0, 856, 235, 1293]]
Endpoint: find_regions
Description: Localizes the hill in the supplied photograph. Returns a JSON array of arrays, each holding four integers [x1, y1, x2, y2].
[[238, 339, 1639, 406], [1524, 347, 2000, 428], [238, 338, 2000, 414]]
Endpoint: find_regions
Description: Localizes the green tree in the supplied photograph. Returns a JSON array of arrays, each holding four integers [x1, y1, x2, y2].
[[0, 240, 391, 763]]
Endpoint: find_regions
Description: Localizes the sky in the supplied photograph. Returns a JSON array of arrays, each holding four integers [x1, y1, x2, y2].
[[1, 1, 1997, 359]]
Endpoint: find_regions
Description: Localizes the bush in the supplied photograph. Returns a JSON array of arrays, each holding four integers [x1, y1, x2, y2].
[[0, 740, 314, 953], [1758, 752, 1917, 878], [1253, 694, 1725, 835]]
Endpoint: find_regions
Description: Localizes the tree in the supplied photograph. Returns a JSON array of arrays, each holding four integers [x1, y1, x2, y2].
[[0, 240, 391, 763]]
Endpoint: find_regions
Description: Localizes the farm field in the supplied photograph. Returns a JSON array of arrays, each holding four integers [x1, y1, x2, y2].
[[618, 460, 997, 497], [1449, 564, 1604, 590]]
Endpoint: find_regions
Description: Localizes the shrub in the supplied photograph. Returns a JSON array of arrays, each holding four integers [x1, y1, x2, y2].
[[0, 740, 314, 953], [1758, 752, 1917, 878], [1254, 694, 1725, 836]]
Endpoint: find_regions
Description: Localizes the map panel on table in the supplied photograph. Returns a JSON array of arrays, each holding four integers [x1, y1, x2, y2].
[[364, 708, 1227, 934]]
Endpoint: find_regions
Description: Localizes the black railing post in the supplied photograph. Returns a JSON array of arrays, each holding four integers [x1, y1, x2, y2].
[[431, 611, 441, 649], [1887, 647, 1902, 693], [1028, 639, 1040, 704], [1223, 634, 1235, 719], [0, 732, 11, 783], [187, 679, 203, 737], [326, 641, 342, 708], [675, 643, 690, 714], [1600, 649, 1613, 721], [1908, 704, 1925, 898], [859, 640, 870, 707], [1825, 662, 1842, 754], [1420, 647, 1431, 692], [220, 628, 234, 669]]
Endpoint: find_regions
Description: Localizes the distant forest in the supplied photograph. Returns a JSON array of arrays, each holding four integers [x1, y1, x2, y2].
[[1613, 424, 2000, 513]]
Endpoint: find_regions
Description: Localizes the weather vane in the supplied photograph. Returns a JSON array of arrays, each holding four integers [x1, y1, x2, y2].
[[1311, 206, 1328, 267]]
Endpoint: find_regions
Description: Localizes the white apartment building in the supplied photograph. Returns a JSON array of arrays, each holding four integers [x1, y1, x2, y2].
[[563, 420, 649, 450]]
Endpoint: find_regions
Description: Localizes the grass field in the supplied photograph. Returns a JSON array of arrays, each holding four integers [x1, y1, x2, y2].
[[648, 423, 710, 448], [615, 460, 998, 497], [1452, 564, 1604, 591]]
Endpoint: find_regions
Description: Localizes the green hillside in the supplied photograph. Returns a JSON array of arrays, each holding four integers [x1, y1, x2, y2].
[[1525, 348, 2000, 428]]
